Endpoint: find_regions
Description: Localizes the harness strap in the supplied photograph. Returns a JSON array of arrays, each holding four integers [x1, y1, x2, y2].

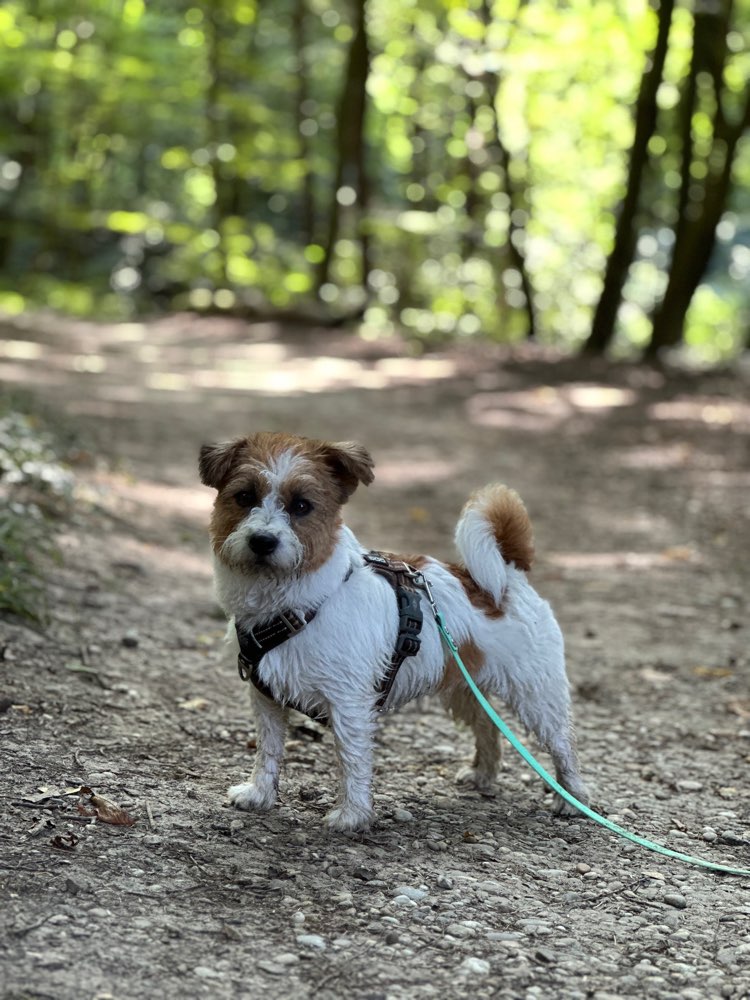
[[363, 552, 424, 712], [235, 553, 424, 723]]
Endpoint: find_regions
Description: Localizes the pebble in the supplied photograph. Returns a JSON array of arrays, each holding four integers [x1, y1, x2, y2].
[[393, 808, 414, 823], [392, 886, 428, 901], [436, 875, 454, 889], [194, 967, 221, 979], [391, 895, 417, 908], [272, 953, 299, 966], [292, 912, 305, 926], [296, 934, 326, 950], [664, 893, 687, 910], [446, 922, 478, 938], [458, 957, 490, 977], [121, 631, 139, 648], [702, 827, 718, 842], [535, 948, 556, 964], [676, 779, 703, 792], [576, 863, 591, 874]]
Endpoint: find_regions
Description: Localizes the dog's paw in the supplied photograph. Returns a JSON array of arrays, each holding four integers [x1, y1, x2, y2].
[[325, 802, 374, 834], [455, 765, 497, 797], [551, 780, 590, 817], [228, 781, 276, 812]]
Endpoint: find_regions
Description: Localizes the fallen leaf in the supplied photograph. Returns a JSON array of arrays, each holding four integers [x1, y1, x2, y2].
[[727, 698, 750, 719], [178, 697, 209, 711], [660, 546, 696, 562], [50, 832, 79, 851], [76, 788, 136, 827], [717, 787, 738, 800], [693, 665, 733, 679], [641, 870, 666, 881], [408, 506, 429, 523], [90, 794, 136, 827]]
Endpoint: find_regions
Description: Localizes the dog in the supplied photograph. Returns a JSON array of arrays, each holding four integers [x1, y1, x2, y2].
[[199, 432, 589, 832]]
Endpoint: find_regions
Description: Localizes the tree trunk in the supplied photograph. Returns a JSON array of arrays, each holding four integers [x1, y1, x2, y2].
[[292, 0, 316, 246], [583, 0, 675, 355], [479, 0, 537, 339], [646, 79, 750, 356], [317, 0, 370, 294]]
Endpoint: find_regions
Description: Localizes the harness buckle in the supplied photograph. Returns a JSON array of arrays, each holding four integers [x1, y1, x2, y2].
[[278, 611, 305, 634], [395, 633, 421, 657], [237, 650, 253, 682]]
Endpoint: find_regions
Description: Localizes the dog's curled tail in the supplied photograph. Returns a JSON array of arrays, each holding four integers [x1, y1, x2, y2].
[[454, 484, 535, 605]]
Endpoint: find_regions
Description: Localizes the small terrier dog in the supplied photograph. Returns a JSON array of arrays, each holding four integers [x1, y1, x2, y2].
[[200, 432, 588, 832]]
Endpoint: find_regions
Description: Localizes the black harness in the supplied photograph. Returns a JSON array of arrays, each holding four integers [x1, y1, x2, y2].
[[235, 552, 424, 724]]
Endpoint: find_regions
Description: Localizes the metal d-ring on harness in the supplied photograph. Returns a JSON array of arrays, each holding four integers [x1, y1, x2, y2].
[[234, 552, 425, 724]]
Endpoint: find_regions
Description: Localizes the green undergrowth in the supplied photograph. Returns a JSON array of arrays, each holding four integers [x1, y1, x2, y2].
[[0, 400, 75, 623]]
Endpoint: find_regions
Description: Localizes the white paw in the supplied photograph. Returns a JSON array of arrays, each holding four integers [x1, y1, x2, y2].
[[228, 781, 276, 812], [552, 780, 590, 817], [325, 802, 374, 833], [455, 765, 497, 797]]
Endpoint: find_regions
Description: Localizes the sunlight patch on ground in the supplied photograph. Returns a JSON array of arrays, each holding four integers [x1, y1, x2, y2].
[[615, 443, 694, 469], [375, 457, 461, 486], [649, 398, 750, 428], [109, 535, 213, 577], [96, 474, 213, 522], [0, 339, 44, 360], [548, 546, 698, 571], [467, 383, 636, 431]]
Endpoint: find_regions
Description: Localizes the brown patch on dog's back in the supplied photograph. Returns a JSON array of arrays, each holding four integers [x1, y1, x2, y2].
[[440, 637, 485, 693], [446, 564, 505, 619]]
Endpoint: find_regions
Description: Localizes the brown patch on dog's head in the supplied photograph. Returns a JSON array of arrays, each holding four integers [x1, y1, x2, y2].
[[200, 432, 374, 574]]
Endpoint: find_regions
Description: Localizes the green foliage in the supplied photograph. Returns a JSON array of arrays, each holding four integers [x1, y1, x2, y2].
[[0, 407, 71, 622], [0, 0, 748, 357]]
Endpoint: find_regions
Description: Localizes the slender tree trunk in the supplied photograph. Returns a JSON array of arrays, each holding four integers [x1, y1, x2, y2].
[[317, 0, 370, 294], [205, 3, 230, 285], [646, 81, 750, 356], [292, 0, 315, 245], [480, 0, 537, 339], [583, 0, 675, 355]]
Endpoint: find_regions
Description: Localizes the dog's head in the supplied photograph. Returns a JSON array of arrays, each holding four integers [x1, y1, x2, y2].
[[199, 432, 374, 575]]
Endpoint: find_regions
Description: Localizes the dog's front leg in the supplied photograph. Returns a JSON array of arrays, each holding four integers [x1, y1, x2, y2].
[[228, 690, 288, 812], [325, 704, 375, 833]]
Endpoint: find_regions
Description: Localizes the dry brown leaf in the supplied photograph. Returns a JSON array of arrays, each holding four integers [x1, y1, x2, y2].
[[76, 787, 136, 827], [660, 545, 695, 562], [178, 697, 209, 711], [50, 832, 79, 851], [90, 794, 136, 827], [693, 665, 734, 679], [726, 698, 750, 719]]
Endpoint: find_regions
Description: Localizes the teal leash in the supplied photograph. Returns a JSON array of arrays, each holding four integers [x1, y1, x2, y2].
[[426, 599, 750, 878]]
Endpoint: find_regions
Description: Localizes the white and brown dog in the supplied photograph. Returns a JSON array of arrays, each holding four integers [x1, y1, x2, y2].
[[200, 432, 588, 832]]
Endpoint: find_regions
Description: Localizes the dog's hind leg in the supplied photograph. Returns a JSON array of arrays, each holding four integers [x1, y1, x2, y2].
[[444, 686, 501, 795], [228, 689, 288, 812], [492, 653, 590, 815]]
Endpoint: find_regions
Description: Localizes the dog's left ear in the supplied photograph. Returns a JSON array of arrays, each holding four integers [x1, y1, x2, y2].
[[320, 440, 374, 502], [199, 439, 243, 489]]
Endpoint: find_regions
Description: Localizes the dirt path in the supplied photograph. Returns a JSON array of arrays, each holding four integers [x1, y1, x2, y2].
[[1, 315, 749, 1000]]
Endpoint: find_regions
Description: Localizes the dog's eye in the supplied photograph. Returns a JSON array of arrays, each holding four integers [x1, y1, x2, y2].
[[234, 490, 256, 508], [289, 497, 313, 517]]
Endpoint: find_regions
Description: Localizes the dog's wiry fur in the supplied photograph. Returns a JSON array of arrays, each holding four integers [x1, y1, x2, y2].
[[200, 432, 588, 832]]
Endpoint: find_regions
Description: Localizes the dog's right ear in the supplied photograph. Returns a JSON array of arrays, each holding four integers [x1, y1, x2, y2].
[[199, 440, 243, 489]]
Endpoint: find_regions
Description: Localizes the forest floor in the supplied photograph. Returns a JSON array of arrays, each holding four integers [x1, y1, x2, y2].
[[1, 312, 749, 1000]]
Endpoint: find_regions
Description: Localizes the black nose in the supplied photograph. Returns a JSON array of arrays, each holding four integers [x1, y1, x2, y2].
[[249, 533, 279, 557]]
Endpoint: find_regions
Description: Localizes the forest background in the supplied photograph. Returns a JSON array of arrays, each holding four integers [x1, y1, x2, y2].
[[0, 0, 749, 363]]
